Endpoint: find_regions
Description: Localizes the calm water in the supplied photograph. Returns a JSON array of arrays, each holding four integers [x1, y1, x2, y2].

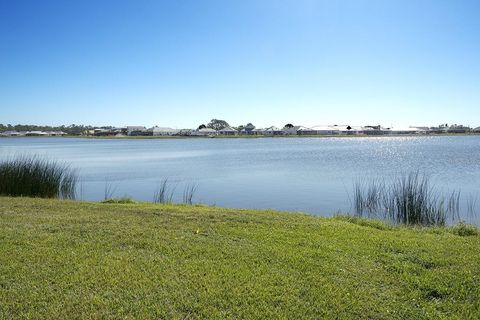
[[1, 136, 479, 223]]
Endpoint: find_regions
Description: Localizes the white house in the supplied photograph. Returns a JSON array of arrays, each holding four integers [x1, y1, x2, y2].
[[0, 131, 21, 137], [251, 128, 264, 135], [25, 131, 48, 136], [192, 128, 217, 136], [447, 125, 470, 133], [127, 126, 146, 135], [263, 126, 283, 135], [389, 127, 428, 135], [218, 126, 236, 135], [299, 125, 340, 135], [151, 126, 179, 136], [282, 125, 300, 135], [45, 131, 66, 136], [362, 125, 388, 135], [292, 126, 314, 135], [240, 123, 256, 135], [330, 125, 364, 135]]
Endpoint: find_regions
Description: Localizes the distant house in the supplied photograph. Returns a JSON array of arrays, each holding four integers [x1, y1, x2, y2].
[[305, 126, 337, 135], [282, 125, 300, 135], [45, 131, 66, 136], [473, 127, 480, 133], [192, 128, 217, 136], [263, 126, 283, 136], [241, 123, 256, 135], [363, 125, 387, 135], [447, 125, 470, 134], [389, 127, 428, 135], [93, 128, 114, 136], [252, 128, 264, 135], [151, 126, 179, 136], [127, 126, 147, 136], [218, 126, 236, 135], [332, 125, 364, 135], [25, 131, 48, 136], [0, 130, 21, 137], [294, 126, 314, 135], [177, 129, 193, 136]]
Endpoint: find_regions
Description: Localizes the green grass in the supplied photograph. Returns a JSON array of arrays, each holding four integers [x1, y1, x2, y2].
[[0, 197, 479, 319]]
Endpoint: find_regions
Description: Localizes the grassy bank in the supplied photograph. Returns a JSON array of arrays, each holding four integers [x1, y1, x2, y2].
[[0, 197, 479, 319]]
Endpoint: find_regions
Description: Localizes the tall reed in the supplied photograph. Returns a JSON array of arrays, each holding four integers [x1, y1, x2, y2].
[[182, 183, 198, 205], [153, 179, 176, 204], [153, 179, 198, 205], [0, 155, 77, 199], [353, 172, 460, 226]]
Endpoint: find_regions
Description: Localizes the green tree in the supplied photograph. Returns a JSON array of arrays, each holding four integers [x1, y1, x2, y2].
[[207, 119, 229, 131]]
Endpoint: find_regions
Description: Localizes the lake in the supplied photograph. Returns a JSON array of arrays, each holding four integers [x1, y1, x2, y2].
[[1, 136, 479, 223]]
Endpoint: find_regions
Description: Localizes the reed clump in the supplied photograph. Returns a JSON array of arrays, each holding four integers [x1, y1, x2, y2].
[[0, 156, 77, 199], [353, 172, 460, 226], [153, 179, 198, 205]]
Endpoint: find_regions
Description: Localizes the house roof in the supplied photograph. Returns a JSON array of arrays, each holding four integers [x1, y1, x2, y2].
[[152, 127, 177, 132], [390, 127, 420, 132], [296, 126, 316, 131], [198, 128, 217, 133], [127, 126, 146, 130], [264, 126, 281, 131], [308, 126, 337, 131], [219, 126, 236, 132]]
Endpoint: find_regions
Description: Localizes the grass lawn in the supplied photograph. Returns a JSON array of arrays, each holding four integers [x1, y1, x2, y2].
[[0, 197, 479, 319]]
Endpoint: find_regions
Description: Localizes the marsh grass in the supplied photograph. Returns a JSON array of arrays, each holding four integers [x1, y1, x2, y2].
[[103, 180, 118, 201], [0, 155, 77, 199], [182, 183, 198, 205], [353, 172, 461, 226], [153, 179, 177, 204], [153, 179, 198, 205]]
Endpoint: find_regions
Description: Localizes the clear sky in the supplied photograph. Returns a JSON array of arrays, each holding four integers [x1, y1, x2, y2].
[[1, 0, 479, 128]]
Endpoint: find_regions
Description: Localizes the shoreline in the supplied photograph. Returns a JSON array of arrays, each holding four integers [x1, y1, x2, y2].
[[1, 133, 479, 140]]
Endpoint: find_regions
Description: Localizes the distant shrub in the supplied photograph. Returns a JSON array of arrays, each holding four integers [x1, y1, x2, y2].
[[101, 197, 137, 204], [0, 155, 77, 199], [450, 222, 479, 237]]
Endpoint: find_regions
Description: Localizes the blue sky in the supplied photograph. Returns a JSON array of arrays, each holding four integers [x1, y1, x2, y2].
[[1, 0, 479, 128]]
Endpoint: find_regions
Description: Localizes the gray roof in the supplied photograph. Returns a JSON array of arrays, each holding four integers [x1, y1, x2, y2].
[[219, 126, 236, 132]]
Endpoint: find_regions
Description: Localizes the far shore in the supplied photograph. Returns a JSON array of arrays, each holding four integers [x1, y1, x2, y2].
[[1, 133, 479, 140]]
